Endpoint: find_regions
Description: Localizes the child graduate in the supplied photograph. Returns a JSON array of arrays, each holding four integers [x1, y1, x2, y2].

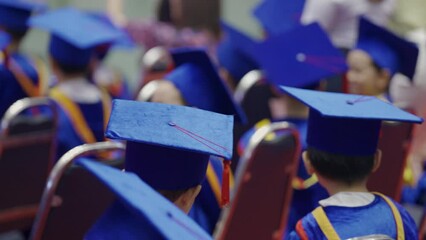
[[77, 157, 212, 240], [105, 100, 233, 220], [237, 22, 348, 235], [347, 17, 418, 102], [0, 0, 48, 118], [28, 7, 122, 160], [282, 86, 422, 239], [139, 47, 246, 233]]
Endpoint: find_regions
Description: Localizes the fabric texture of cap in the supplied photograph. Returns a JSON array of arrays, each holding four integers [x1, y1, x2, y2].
[[165, 47, 247, 124], [217, 21, 259, 83], [356, 17, 419, 79], [251, 23, 347, 88], [253, 0, 305, 36], [0, 0, 46, 33], [78, 158, 212, 240], [105, 99, 234, 190], [280, 86, 423, 156], [29, 7, 122, 68]]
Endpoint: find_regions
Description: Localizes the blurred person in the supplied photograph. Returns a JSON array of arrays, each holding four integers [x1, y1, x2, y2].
[[237, 23, 348, 236], [29, 7, 122, 160], [139, 47, 246, 233], [301, 0, 397, 92], [346, 17, 418, 103], [80, 157, 213, 240], [0, 0, 48, 118], [216, 22, 259, 91], [107, 0, 219, 52], [87, 11, 135, 100]]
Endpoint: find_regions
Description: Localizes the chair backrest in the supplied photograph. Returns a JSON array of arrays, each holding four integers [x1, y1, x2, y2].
[[139, 46, 172, 87], [0, 97, 57, 233], [418, 210, 426, 240], [215, 121, 301, 240], [346, 234, 394, 240], [233, 70, 275, 126], [136, 80, 160, 102], [29, 141, 126, 240], [367, 121, 413, 201]]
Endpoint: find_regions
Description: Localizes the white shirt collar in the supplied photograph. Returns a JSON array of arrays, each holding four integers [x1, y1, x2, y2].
[[56, 78, 102, 103], [319, 192, 375, 207]]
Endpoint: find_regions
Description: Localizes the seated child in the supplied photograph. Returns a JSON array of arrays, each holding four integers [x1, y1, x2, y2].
[[281, 86, 422, 239], [347, 17, 418, 102]]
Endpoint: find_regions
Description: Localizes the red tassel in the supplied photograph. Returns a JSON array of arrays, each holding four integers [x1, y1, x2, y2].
[[2, 50, 9, 68], [221, 160, 231, 207]]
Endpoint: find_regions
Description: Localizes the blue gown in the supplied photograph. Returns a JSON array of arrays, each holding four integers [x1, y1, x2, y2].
[[238, 118, 328, 236], [50, 86, 110, 161], [288, 194, 418, 239], [0, 53, 42, 118], [189, 156, 225, 234], [54, 101, 106, 160]]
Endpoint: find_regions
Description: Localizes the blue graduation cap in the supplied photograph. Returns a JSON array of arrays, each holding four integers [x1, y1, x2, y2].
[[280, 86, 423, 156], [0, 31, 10, 50], [29, 7, 123, 69], [217, 21, 259, 84], [251, 23, 347, 88], [165, 47, 247, 124], [355, 17, 419, 79], [253, 0, 305, 36], [77, 158, 212, 240], [106, 100, 234, 204], [86, 11, 135, 50], [0, 0, 46, 33]]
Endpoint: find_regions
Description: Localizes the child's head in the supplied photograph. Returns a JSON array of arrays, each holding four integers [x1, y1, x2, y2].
[[280, 86, 422, 189], [304, 147, 380, 186], [347, 49, 390, 96], [347, 17, 418, 96], [105, 100, 235, 211]]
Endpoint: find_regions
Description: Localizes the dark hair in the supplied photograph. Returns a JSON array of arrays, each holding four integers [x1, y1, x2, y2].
[[4, 28, 27, 42], [307, 147, 375, 185], [157, 189, 189, 202], [54, 59, 89, 75]]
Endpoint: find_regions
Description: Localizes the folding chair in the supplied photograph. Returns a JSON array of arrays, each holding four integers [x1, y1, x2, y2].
[[233, 70, 275, 127], [29, 141, 125, 240], [419, 210, 426, 240], [367, 121, 414, 201], [136, 80, 160, 101], [0, 97, 57, 233], [139, 46, 172, 87], [215, 121, 301, 240]]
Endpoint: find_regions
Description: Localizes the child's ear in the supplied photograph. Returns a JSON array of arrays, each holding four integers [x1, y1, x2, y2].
[[302, 151, 315, 175], [372, 149, 382, 173]]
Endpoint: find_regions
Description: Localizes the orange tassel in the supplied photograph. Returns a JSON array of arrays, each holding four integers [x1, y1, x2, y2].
[[221, 160, 231, 207]]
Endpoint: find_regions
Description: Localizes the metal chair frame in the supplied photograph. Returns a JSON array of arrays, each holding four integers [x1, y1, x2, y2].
[[215, 121, 301, 239], [1, 97, 57, 135], [233, 70, 263, 104], [0, 97, 57, 232], [30, 141, 125, 240]]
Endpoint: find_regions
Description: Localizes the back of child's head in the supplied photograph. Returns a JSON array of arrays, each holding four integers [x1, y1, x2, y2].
[[278, 87, 422, 186], [307, 147, 375, 185]]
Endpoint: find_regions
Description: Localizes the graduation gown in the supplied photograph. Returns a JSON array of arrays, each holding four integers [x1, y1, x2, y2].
[[288, 192, 417, 239]]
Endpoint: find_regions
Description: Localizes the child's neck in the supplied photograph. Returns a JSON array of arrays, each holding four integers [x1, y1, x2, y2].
[[321, 178, 369, 196]]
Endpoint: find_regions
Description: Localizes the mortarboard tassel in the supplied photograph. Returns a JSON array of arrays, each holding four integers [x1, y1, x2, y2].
[[221, 159, 231, 207], [169, 121, 232, 207]]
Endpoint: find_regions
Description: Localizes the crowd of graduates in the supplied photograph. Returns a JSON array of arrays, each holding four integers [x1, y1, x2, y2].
[[2, 0, 426, 239]]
